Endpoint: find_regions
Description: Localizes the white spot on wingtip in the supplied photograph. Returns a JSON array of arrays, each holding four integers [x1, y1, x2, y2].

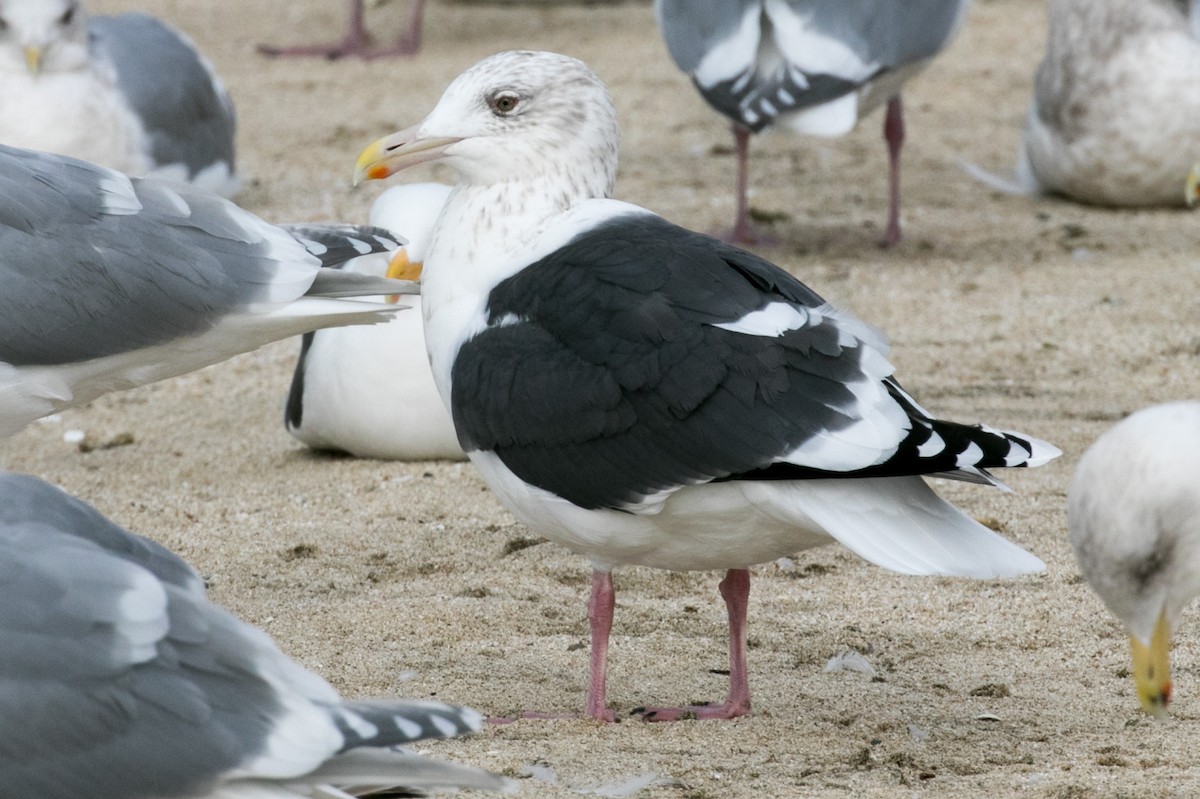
[[393, 715, 423, 739], [430, 714, 460, 737]]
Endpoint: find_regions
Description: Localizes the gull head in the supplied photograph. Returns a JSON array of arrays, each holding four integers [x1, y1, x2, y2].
[[1068, 401, 1200, 716], [0, 0, 88, 75], [355, 50, 619, 201]]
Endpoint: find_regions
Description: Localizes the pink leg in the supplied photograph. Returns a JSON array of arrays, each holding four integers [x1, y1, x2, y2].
[[585, 569, 618, 722], [258, 0, 426, 59], [635, 568, 753, 722], [880, 95, 905, 248]]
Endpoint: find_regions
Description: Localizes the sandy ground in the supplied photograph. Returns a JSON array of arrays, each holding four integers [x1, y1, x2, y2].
[[5, 0, 1200, 796]]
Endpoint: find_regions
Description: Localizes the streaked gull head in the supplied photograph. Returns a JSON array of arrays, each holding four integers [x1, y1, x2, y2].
[[356, 50, 619, 200]]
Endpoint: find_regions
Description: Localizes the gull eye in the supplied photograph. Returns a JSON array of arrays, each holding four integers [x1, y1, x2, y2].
[[59, 4, 76, 24], [488, 91, 520, 116]]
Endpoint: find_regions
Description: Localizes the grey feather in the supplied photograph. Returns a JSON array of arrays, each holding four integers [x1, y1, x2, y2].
[[0, 472, 509, 799], [89, 13, 236, 181], [308, 270, 421, 298]]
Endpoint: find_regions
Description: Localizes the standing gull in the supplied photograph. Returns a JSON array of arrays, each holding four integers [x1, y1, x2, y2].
[[286, 182, 465, 461], [355, 50, 1059, 722], [0, 0, 238, 196], [0, 471, 513, 799], [0, 145, 417, 439], [655, 0, 968, 245], [1068, 401, 1200, 715], [259, 0, 427, 59], [971, 0, 1200, 206]]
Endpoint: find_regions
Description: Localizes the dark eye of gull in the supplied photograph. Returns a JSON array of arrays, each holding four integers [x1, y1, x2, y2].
[[487, 91, 520, 116], [60, 4, 76, 25]]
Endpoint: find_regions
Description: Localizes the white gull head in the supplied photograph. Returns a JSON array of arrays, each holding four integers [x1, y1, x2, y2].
[[0, 0, 89, 74], [355, 50, 619, 208]]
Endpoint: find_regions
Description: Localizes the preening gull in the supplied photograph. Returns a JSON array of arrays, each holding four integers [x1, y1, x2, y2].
[[0, 471, 514, 799], [970, 0, 1200, 206], [0, 0, 238, 196], [1068, 401, 1200, 715], [259, 0, 427, 59], [655, 0, 968, 245], [355, 50, 1059, 722], [286, 182, 465, 461], [0, 145, 418, 438]]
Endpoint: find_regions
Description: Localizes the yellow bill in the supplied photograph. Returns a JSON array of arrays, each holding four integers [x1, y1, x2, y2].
[[384, 249, 422, 304], [1129, 608, 1172, 716]]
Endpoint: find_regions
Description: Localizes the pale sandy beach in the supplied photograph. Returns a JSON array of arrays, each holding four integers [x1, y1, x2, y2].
[[4, 0, 1200, 796]]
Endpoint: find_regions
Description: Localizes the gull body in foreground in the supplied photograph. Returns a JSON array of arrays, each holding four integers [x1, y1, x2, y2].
[[286, 182, 465, 460], [0, 0, 238, 195], [654, 0, 968, 244], [0, 145, 416, 438], [356, 50, 1058, 722], [974, 0, 1200, 206], [0, 471, 513, 799], [1068, 401, 1200, 715]]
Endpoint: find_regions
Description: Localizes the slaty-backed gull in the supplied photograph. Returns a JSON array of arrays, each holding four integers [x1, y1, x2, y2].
[[0, 145, 416, 438], [0, 0, 238, 196], [286, 182, 465, 460], [1068, 401, 1200, 715], [655, 0, 968, 245], [0, 471, 513, 798], [355, 50, 1058, 722], [971, 0, 1200, 206], [259, 0, 426, 59]]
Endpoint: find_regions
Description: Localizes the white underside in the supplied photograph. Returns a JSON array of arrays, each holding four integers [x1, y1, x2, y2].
[[0, 66, 153, 175], [290, 291, 464, 461], [776, 61, 928, 138], [469, 450, 1044, 578]]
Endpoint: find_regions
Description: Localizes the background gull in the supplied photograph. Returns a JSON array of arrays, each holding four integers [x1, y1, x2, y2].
[[654, 0, 968, 245], [286, 182, 465, 461], [0, 0, 238, 196], [0, 471, 513, 799], [970, 0, 1200, 206], [1068, 401, 1200, 716], [259, 0, 427, 59], [355, 49, 1059, 722], [0, 145, 417, 439]]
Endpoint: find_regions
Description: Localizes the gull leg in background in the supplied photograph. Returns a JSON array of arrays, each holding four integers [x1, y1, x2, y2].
[[881, 95, 905, 248]]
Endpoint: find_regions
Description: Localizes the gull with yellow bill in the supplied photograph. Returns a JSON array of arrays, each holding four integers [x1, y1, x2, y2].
[[1068, 401, 1200, 715]]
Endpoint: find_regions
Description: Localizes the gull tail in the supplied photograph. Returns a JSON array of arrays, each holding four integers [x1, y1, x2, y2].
[[959, 145, 1041, 197], [283, 223, 403, 269], [307, 269, 419, 298], [775, 476, 1046, 578], [304, 748, 516, 796], [331, 700, 484, 749]]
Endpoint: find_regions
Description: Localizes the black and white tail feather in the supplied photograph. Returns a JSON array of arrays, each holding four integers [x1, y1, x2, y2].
[[284, 224, 420, 298]]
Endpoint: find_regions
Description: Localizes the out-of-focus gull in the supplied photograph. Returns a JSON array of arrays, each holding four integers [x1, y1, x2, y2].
[[655, 0, 969, 244], [0, 0, 238, 196], [0, 470, 514, 798], [968, 0, 1200, 207], [286, 182, 465, 461], [354, 50, 1059, 722], [0, 145, 417, 438], [259, 0, 427, 60], [1069, 401, 1200, 715]]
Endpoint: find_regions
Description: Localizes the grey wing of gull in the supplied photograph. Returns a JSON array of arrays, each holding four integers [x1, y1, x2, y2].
[[778, 0, 967, 68], [0, 473, 293, 799], [89, 13, 236, 180], [0, 145, 313, 367], [657, 0, 965, 129], [655, 0, 756, 73]]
